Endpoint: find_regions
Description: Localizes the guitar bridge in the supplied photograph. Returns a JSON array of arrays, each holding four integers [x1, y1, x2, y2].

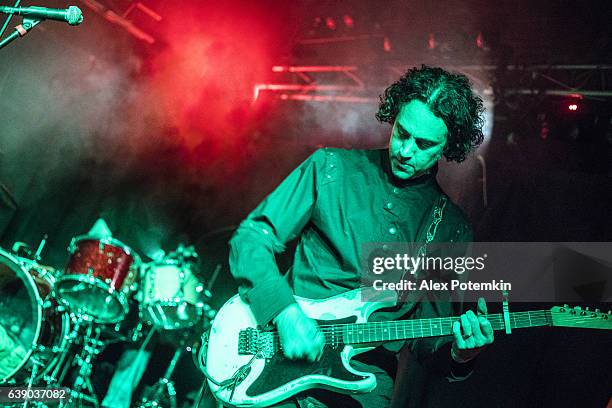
[[238, 328, 275, 358]]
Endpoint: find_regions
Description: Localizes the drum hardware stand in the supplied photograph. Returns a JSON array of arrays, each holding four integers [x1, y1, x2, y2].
[[33, 235, 47, 261], [136, 347, 181, 408], [21, 359, 42, 408], [43, 315, 103, 408], [136, 336, 187, 408], [45, 313, 86, 386], [65, 321, 103, 408]]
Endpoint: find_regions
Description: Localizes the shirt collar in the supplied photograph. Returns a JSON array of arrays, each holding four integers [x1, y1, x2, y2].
[[378, 149, 438, 188]]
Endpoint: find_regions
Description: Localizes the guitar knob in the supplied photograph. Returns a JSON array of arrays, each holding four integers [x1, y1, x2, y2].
[[563, 304, 569, 308], [585, 307, 589, 311], [595, 309, 600, 313]]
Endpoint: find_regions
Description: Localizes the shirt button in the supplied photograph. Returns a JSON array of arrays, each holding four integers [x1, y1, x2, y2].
[[326, 174, 331, 179], [329, 163, 335, 168], [385, 202, 393, 210], [389, 227, 397, 235], [393, 187, 400, 194]]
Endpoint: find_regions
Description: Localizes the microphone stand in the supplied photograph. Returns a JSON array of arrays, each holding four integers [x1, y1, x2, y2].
[[0, 17, 41, 50]]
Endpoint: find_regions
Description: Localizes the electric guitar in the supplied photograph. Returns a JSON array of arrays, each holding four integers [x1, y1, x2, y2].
[[201, 289, 611, 407]]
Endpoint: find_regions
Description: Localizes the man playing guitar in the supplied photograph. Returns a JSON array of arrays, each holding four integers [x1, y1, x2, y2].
[[228, 65, 493, 407]]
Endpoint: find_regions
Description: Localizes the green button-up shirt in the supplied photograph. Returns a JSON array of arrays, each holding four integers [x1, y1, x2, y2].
[[229, 148, 471, 328]]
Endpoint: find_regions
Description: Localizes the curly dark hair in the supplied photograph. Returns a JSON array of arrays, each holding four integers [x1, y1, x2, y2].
[[376, 65, 485, 163]]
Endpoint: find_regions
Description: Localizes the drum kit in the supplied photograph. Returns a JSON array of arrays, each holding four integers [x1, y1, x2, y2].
[[0, 235, 217, 407]]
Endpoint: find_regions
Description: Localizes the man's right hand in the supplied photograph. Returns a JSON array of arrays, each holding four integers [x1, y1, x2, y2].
[[273, 303, 325, 362]]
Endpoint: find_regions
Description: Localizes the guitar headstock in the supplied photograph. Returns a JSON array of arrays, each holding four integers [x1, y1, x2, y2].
[[550, 305, 612, 330]]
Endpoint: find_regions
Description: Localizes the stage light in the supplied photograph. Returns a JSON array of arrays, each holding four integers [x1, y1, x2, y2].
[[476, 32, 484, 49], [325, 17, 336, 30], [427, 33, 437, 50], [383, 36, 392, 52], [565, 94, 583, 113], [342, 15, 354, 28]]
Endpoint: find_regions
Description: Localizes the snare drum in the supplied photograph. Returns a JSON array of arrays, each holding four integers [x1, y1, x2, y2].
[[140, 260, 209, 330], [55, 236, 140, 324], [0, 248, 69, 384]]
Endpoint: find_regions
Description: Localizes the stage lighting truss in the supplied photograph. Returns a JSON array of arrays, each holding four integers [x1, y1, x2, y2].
[[254, 64, 612, 104], [78, 0, 161, 44], [253, 65, 373, 104]]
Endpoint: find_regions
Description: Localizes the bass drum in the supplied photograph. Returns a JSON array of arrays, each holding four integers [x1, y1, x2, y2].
[[0, 248, 69, 384]]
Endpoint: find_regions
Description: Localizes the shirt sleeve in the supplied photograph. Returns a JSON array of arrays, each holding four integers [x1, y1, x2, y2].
[[228, 149, 325, 326]]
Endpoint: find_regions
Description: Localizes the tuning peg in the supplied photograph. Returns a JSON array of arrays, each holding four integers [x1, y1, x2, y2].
[[563, 304, 569, 308]]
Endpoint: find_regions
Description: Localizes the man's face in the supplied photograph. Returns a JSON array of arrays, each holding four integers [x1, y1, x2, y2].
[[388, 100, 448, 180]]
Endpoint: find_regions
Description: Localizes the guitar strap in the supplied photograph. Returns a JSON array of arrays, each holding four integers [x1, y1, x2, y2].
[[398, 193, 448, 301]]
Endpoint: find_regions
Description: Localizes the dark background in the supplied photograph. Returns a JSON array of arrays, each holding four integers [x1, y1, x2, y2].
[[1, 0, 611, 406]]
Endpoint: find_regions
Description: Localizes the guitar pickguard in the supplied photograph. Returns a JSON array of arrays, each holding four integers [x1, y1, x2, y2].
[[246, 316, 366, 397], [246, 348, 367, 397]]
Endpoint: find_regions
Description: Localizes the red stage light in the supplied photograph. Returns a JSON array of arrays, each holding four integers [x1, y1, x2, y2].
[[343, 15, 354, 28], [476, 32, 484, 49], [325, 17, 336, 30], [383, 36, 392, 52], [427, 33, 437, 50]]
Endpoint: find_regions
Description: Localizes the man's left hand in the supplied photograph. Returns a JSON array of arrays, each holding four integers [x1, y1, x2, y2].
[[451, 297, 494, 363]]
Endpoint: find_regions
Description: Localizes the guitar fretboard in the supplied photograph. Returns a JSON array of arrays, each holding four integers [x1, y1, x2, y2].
[[319, 310, 552, 345]]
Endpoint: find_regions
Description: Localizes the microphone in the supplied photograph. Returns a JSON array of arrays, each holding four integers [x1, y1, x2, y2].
[[0, 5, 83, 26]]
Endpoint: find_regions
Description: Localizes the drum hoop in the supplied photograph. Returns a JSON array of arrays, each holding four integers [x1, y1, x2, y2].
[[55, 308, 71, 351], [144, 260, 188, 271], [0, 248, 44, 382], [68, 235, 141, 263], [142, 299, 203, 308], [54, 274, 129, 324]]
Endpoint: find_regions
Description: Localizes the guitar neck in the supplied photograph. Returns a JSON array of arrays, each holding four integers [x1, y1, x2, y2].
[[324, 310, 551, 344]]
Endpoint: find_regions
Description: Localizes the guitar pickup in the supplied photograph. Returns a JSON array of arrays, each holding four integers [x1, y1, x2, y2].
[[238, 328, 275, 358]]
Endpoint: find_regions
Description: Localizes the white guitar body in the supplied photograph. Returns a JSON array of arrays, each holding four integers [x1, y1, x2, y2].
[[204, 289, 397, 407], [203, 286, 612, 407]]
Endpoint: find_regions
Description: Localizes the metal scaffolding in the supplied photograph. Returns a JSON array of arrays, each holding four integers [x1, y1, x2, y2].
[[254, 64, 612, 103], [78, 0, 161, 44]]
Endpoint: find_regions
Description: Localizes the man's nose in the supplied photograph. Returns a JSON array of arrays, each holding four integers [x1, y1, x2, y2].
[[399, 138, 416, 159]]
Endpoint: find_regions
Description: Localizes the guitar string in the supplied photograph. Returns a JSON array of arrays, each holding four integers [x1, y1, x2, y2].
[[283, 312, 545, 333], [267, 313, 601, 334], [262, 312, 608, 342]]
